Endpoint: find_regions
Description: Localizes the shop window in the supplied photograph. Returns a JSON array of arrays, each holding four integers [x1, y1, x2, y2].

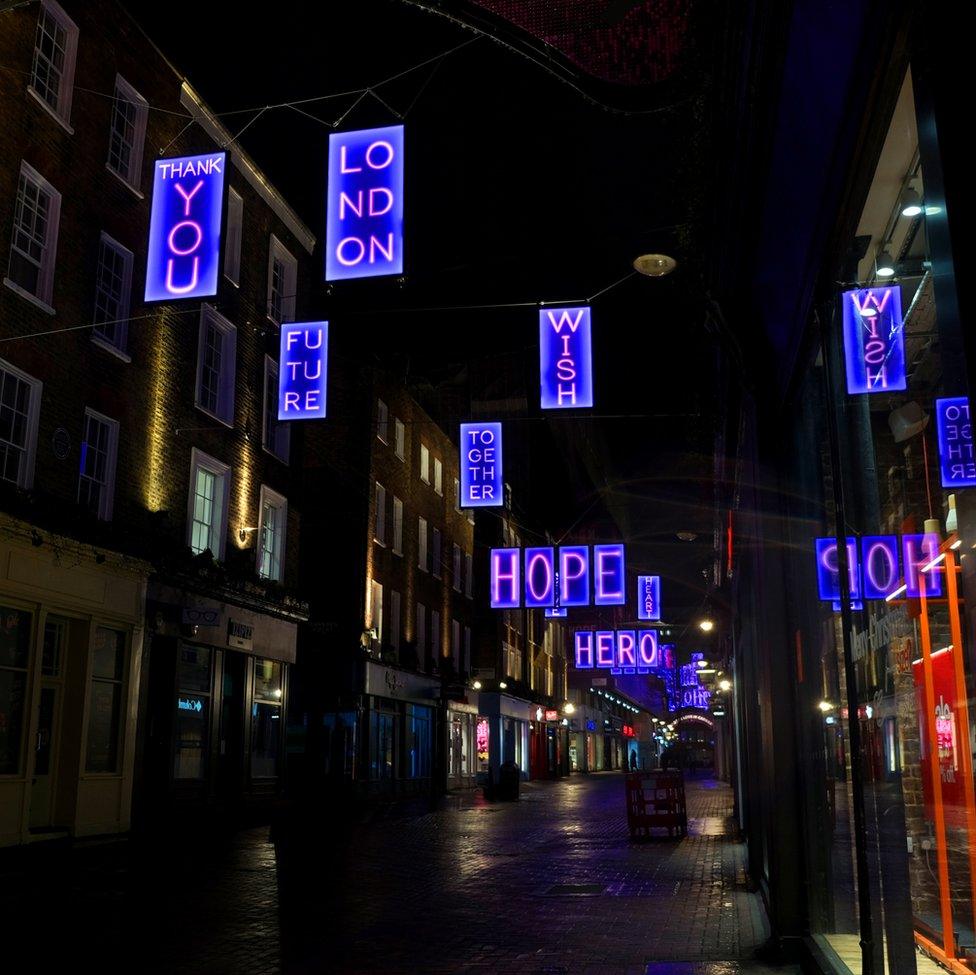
[[262, 356, 290, 463], [5, 161, 61, 311], [92, 233, 133, 356], [174, 644, 211, 781], [0, 605, 31, 775], [266, 235, 297, 324], [29, 1, 78, 128], [85, 627, 125, 773], [257, 485, 287, 582], [0, 357, 42, 489], [251, 658, 282, 779], [406, 705, 431, 779], [369, 710, 395, 780], [78, 408, 118, 521], [106, 74, 147, 191]]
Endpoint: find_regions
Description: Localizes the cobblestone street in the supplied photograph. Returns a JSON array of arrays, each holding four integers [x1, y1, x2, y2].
[[2, 774, 793, 974]]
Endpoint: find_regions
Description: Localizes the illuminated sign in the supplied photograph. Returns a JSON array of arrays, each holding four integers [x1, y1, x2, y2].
[[545, 608, 568, 619], [539, 306, 593, 409], [178, 697, 203, 713], [278, 322, 328, 420], [636, 575, 661, 620], [460, 422, 503, 507], [615, 630, 636, 673], [574, 629, 660, 674], [559, 546, 590, 607], [524, 547, 555, 607], [841, 286, 906, 394], [815, 537, 861, 602], [544, 709, 559, 722], [586, 720, 597, 731], [861, 535, 900, 600], [814, 534, 943, 602], [325, 125, 404, 281], [622, 725, 635, 738], [903, 533, 943, 598], [575, 631, 594, 669], [593, 544, 625, 605], [490, 548, 520, 609], [145, 152, 226, 301], [637, 630, 659, 670], [595, 631, 615, 668], [476, 718, 489, 762], [936, 397, 976, 488]]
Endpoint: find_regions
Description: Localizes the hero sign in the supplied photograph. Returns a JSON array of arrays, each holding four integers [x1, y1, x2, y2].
[[841, 286, 906, 394], [935, 397, 976, 488], [460, 423, 503, 507], [326, 125, 404, 281], [145, 152, 226, 301], [278, 322, 328, 420], [539, 306, 593, 409]]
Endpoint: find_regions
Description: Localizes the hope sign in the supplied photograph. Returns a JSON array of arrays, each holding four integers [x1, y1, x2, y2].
[[278, 322, 328, 420], [145, 152, 226, 302], [460, 423, 503, 507]]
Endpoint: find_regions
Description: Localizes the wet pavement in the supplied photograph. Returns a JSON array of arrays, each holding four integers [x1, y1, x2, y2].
[[2, 773, 795, 974]]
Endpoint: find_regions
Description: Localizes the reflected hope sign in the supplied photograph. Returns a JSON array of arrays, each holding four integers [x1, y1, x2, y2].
[[460, 422, 502, 507], [539, 306, 593, 409], [936, 397, 976, 488], [145, 152, 226, 301], [278, 322, 328, 420], [841, 286, 906, 394], [326, 125, 404, 281], [815, 533, 943, 601]]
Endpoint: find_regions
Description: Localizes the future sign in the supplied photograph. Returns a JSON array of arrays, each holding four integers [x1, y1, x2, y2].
[[460, 423, 503, 507], [574, 629, 660, 675], [278, 322, 328, 420], [539, 306, 593, 409], [841, 286, 906, 395]]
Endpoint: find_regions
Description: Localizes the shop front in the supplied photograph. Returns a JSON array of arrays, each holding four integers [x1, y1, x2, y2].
[[477, 691, 530, 784], [447, 699, 479, 790]]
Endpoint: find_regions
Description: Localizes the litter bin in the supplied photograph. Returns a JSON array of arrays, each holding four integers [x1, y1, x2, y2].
[[498, 760, 521, 801]]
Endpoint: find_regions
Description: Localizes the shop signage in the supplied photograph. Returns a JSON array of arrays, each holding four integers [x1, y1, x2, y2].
[[636, 575, 661, 620], [539, 306, 594, 409], [181, 607, 220, 627], [935, 397, 976, 488], [227, 618, 253, 651], [544, 709, 559, 722], [460, 422, 503, 507], [178, 697, 203, 713], [586, 720, 597, 731], [278, 321, 328, 420], [145, 151, 226, 301], [841, 286, 906, 394], [325, 124, 404, 281], [574, 629, 660, 675], [476, 718, 489, 762], [622, 724, 635, 738]]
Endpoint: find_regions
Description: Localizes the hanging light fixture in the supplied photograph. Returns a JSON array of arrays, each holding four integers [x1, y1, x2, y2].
[[876, 247, 896, 278], [900, 187, 923, 218]]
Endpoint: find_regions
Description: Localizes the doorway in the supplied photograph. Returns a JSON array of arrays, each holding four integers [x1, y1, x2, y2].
[[29, 618, 67, 830]]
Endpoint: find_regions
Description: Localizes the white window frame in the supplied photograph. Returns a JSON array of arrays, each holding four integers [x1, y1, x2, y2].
[[374, 482, 387, 546], [105, 74, 148, 193], [432, 527, 442, 580], [194, 305, 237, 426], [77, 407, 118, 520], [465, 553, 473, 599], [392, 496, 403, 556], [394, 418, 405, 460], [256, 484, 287, 582], [5, 161, 61, 314], [262, 355, 290, 463], [434, 457, 443, 496], [452, 543, 461, 592], [224, 187, 243, 286], [418, 516, 428, 572], [91, 231, 133, 360], [186, 448, 231, 560], [420, 443, 430, 484], [266, 234, 297, 324], [376, 399, 389, 444], [369, 579, 383, 646], [28, 0, 79, 132], [0, 357, 42, 490]]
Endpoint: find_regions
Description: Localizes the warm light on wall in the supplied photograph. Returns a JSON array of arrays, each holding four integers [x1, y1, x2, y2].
[[144, 315, 173, 512]]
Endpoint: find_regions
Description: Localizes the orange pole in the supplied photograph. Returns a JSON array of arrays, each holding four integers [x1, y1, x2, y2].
[[919, 570, 956, 959], [944, 549, 976, 939]]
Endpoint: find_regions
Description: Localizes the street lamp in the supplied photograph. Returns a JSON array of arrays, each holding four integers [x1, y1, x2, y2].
[[698, 619, 714, 633], [719, 679, 732, 692], [563, 702, 575, 715], [472, 680, 482, 690]]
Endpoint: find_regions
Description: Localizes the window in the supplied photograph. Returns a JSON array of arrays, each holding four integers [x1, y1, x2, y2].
[[5, 162, 61, 310], [374, 482, 387, 545], [369, 579, 383, 646], [431, 609, 441, 665], [77, 408, 118, 520], [434, 457, 443, 495], [420, 444, 430, 483], [393, 497, 403, 555], [390, 590, 401, 651], [195, 305, 237, 425], [0, 358, 42, 489], [267, 235, 297, 324], [369, 710, 394, 780], [432, 528, 442, 579], [106, 75, 147, 190], [453, 543, 461, 591], [174, 644, 211, 780], [91, 233, 133, 356], [465, 553, 473, 598], [464, 626, 471, 674], [418, 517, 428, 571], [376, 399, 389, 443], [394, 418, 405, 460], [406, 705, 431, 779], [86, 627, 125, 773], [187, 448, 230, 559], [251, 658, 283, 778], [452, 619, 460, 671], [224, 188, 243, 285], [0, 605, 31, 775], [453, 477, 460, 512], [262, 356, 290, 463], [257, 485, 287, 582], [29, 1, 78, 128], [416, 603, 426, 659]]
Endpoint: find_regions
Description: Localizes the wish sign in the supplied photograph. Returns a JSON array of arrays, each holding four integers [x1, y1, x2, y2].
[[326, 125, 404, 281], [539, 306, 593, 409], [841, 286, 906, 394], [278, 322, 328, 420], [145, 152, 226, 301], [936, 397, 976, 488], [460, 422, 502, 507], [637, 575, 661, 621]]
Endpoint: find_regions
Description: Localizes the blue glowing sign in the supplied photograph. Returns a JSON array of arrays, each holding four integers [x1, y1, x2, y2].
[[490, 548, 520, 609], [524, 547, 555, 607], [545, 608, 568, 619], [586, 720, 597, 731], [841, 286, 906, 394], [595, 631, 615, 668], [178, 697, 203, 713], [145, 152, 226, 301], [936, 397, 976, 488], [325, 125, 404, 281], [539, 306, 594, 409], [278, 322, 328, 420], [636, 575, 661, 620], [593, 544, 625, 605], [903, 533, 943, 598], [815, 536, 861, 602], [575, 631, 594, 669], [460, 423, 503, 507], [559, 546, 590, 606], [861, 535, 900, 600], [615, 630, 637, 673], [637, 630, 659, 671]]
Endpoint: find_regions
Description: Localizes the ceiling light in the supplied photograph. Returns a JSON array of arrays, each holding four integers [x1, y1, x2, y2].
[[698, 619, 714, 632], [818, 700, 834, 713], [719, 679, 732, 692], [876, 248, 896, 278], [676, 531, 697, 542], [633, 253, 677, 277], [901, 187, 923, 218]]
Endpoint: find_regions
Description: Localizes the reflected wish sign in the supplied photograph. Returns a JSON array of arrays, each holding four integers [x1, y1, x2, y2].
[[278, 322, 328, 420], [325, 125, 404, 281], [841, 286, 906, 394], [539, 306, 594, 409], [936, 397, 976, 488], [460, 422, 503, 507], [145, 152, 226, 301]]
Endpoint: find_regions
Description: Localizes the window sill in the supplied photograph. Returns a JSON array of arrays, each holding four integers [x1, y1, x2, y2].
[[223, 273, 241, 288], [27, 86, 74, 134], [194, 403, 234, 430], [104, 163, 144, 200], [3, 278, 55, 315], [261, 445, 290, 466], [374, 539, 387, 549], [91, 334, 132, 362], [393, 549, 403, 558]]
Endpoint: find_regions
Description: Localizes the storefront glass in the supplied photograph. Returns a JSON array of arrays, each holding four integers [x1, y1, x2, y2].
[[0, 605, 30, 775], [86, 626, 125, 773], [174, 644, 211, 781], [251, 658, 282, 779], [369, 709, 395, 780], [407, 704, 431, 779]]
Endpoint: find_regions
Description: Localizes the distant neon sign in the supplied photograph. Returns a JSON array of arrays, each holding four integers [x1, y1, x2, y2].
[[595, 631, 615, 668], [841, 286, 906, 394], [539, 306, 593, 409], [278, 322, 328, 420], [574, 629, 660, 675], [524, 547, 555, 607], [560, 546, 591, 607], [490, 548, 520, 609], [636, 575, 661, 620], [544, 709, 559, 722], [145, 152, 226, 301], [935, 397, 976, 488], [325, 125, 404, 281], [593, 544, 625, 605], [178, 697, 203, 713], [575, 631, 594, 669], [460, 423, 503, 507]]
